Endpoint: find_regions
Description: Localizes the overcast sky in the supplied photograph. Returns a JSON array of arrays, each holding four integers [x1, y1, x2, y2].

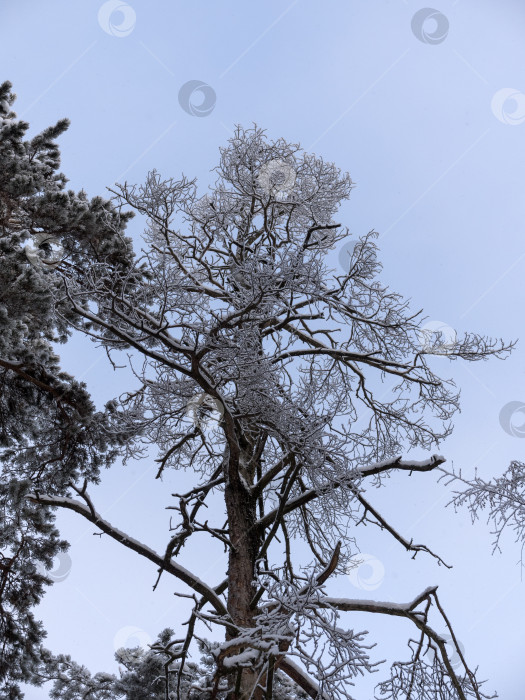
[[2, 1, 525, 697]]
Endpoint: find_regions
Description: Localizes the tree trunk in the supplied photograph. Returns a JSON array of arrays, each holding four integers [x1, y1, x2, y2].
[[224, 443, 265, 699]]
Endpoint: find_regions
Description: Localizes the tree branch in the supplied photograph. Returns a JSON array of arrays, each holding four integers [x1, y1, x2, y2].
[[26, 492, 228, 617], [275, 657, 328, 699], [255, 455, 446, 531]]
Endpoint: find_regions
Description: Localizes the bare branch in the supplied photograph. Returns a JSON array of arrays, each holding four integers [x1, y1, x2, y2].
[[26, 492, 228, 617]]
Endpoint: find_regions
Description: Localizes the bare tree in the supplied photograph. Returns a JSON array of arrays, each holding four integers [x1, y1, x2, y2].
[[18, 123, 513, 698], [440, 459, 525, 569]]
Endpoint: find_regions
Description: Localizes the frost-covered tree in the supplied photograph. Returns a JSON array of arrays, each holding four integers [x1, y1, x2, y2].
[[0, 81, 514, 699], [0, 80, 135, 697], [32, 629, 309, 700], [441, 459, 525, 568]]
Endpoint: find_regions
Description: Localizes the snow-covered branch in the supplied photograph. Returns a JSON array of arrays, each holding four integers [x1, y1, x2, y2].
[[26, 492, 228, 617]]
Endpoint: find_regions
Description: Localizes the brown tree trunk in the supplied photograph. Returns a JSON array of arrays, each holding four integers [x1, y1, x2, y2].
[[224, 444, 265, 699]]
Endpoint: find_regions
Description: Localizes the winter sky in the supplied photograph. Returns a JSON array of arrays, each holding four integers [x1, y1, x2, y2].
[[2, 1, 525, 697]]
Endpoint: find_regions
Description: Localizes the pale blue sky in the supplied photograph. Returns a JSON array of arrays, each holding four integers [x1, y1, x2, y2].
[[2, 1, 525, 697]]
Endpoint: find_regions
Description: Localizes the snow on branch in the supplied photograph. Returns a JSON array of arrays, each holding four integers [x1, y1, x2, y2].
[[26, 491, 228, 617]]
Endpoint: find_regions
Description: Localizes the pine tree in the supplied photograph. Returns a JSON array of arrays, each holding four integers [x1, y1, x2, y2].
[[0, 80, 136, 697], [34, 630, 309, 699]]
